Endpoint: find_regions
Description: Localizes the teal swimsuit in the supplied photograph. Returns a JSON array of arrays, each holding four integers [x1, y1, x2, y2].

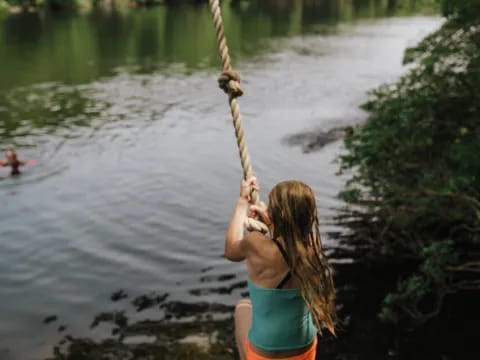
[[247, 237, 317, 351]]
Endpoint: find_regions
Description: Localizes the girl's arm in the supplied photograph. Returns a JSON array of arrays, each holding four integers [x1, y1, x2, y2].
[[225, 197, 249, 261], [225, 177, 258, 262]]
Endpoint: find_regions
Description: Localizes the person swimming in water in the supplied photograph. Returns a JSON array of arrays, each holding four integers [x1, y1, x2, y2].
[[0, 150, 26, 175]]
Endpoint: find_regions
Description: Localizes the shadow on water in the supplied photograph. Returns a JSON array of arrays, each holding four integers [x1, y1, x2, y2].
[[39, 258, 477, 360], [33, 264, 374, 360], [41, 270, 239, 360]]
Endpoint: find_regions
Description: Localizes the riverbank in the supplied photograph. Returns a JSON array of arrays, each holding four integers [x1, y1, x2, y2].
[[334, 0, 480, 357]]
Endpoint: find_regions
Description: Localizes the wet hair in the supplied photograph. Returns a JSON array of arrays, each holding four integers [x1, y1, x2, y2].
[[268, 180, 336, 336]]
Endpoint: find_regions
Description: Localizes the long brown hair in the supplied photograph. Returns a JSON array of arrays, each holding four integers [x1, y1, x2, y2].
[[268, 180, 336, 335]]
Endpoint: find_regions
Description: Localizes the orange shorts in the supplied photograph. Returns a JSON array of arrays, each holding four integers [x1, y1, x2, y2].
[[245, 337, 317, 360]]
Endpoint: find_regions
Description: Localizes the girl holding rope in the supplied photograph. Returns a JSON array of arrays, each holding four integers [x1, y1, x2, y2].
[[226, 176, 337, 360]]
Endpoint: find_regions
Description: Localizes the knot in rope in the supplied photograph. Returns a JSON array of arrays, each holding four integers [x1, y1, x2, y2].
[[209, 0, 268, 234], [218, 70, 244, 98]]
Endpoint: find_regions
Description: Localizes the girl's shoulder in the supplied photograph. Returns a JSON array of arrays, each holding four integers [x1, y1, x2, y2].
[[245, 231, 270, 243], [244, 231, 276, 255]]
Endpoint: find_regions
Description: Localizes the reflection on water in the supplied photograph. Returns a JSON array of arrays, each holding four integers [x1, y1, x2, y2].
[[0, 1, 442, 359], [0, 84, 107, 142], [0, 0, 439, 146], [0, 0, 438, 93]]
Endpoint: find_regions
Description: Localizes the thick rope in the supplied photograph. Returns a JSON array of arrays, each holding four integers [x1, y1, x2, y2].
[[209, 0, 268, 233]]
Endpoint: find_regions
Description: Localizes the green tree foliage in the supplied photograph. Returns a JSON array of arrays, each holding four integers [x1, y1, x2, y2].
[[0, 0, 445, 13], [1, 0, 165, 11], [338, 1, 480, 325], [441, 0, 480, 18]]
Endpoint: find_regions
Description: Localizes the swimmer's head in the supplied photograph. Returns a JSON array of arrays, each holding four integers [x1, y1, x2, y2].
[[5, 150, 17, 161]]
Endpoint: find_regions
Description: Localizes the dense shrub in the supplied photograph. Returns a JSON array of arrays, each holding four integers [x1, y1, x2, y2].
[[441, 0, 480, 18], [338, 2, 480, 325]]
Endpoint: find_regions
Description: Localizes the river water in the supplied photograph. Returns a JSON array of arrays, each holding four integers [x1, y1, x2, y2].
[[0, 2, 441, 359]]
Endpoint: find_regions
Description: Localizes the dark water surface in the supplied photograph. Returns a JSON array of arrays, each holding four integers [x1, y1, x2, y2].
[[0, 1, 441, 359]]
